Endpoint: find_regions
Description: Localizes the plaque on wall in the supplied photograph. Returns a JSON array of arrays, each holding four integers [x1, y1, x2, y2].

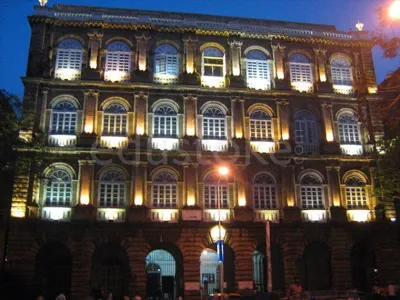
[[182, 209, 202, 221], [238, 281, 253, 290], [185, 282, 200, 291]]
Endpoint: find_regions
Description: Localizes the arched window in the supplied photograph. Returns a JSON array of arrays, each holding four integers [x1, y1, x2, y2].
[[99, 170, 125, 207], [203, 173, 228, 209], [152, 172, 177, 208], [338, 112, 360, 144], [250, 109, 273, 140], [253, 173, 277, 209], [300, 174, 324, 209], [331, 56, 352, 86], [345, 176, 367, 209], [54, 38, 83, 80], [289, 53, 313, 84], [154, 44, 179, 76], [103, 103, 127, 136], [294, 111, 319, 154], [246, 50, 271, 90], [50, 101, 77, 135], [202, 47, 224, 77], [104, 41, 131, 82], [45, 169, 72, 206], [153, 104, 178, 137], [202, 106, 226, 139]]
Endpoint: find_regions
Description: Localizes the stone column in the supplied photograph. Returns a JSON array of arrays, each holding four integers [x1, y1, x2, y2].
[[228, 39, 242, 76], [360, 47, 378, 94], [134, 163, 147, 206], [135, 33, 151, 71], [353, 52, 361, 83], [282, 165, 302, 221], [134, 92, 148, 135], [10, 158, 31, 218], [83, 90, 99, 134], [321, 102, 334, 142], [39, 88, 49, 132], [183, 35, 197, 74], [87, 32, 103, 70], [231, 97, 244, 139], [327, 166, 347, 222], [276, 100, 289, 141], [313, 48, 327, 82], [369, 167, 377, 214], [330, 227, 352, 289], [183, 94, 198, 136], [184, 164, 198, 206], [78, 160, 95, 205], [272, 44, 285, 80]]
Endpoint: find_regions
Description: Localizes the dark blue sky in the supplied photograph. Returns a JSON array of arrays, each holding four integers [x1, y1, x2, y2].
[[0, 0, 398, 98]]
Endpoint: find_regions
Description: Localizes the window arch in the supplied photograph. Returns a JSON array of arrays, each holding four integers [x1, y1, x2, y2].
[[202, 106, 226, 139], [153, 104, 178, 137], [98, 170, 126, 208], [104, 41, 131, 82], [345, 175, 367, 209], [289, 53, 313, 84], [250, 109, 273, 140], [103, 102, 128, 136], [152, 172, 177, 208], [203, 173, 228, 209], [300, 173, 324, 209], [54, 38, 83, 80], [246, 50, 271, 90], [202, 47, 224, 77], [50, 100, 77, 135], [338, 112, 360, 144], [294, 111, 319, 154], [45, 169, 73, 206], [331, 56, 352, 86], [253, 173, 277, 209], [154, 44, 179, 76]]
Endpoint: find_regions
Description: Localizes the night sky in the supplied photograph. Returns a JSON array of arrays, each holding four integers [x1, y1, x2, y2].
[[0, 0, 399, 98]]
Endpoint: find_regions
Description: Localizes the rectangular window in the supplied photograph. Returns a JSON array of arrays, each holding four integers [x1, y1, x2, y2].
[[152, 184, 177, 208], [246, 60, 270, 89], [250, 120, 272, 139], [155, 55, 179, 75], [204, 185, 228, 209], [55, 49, 83, 71], [203, 57, 224, 77], [154, 116, 177, 137], [290, 63, 312, 83], [339, 124, 359, 144], [300, 186, 323, 209], [103, 114, 127, 136], [346, 187, 367, 208], [51, 112, 77, 135], [99, 183, 125, 207], [332, 67, 352, 85], [45, 183, 71, 206], [254, 186, 276, 209], [203, 118, 225, 139]]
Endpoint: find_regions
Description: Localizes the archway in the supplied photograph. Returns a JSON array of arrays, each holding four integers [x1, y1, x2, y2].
[[34, 243, 72, 300], [146, 249, 177, 300], [91, 243, 131, 299], [253, 244, 285, 294], [301, 242, 331, 291], [350, 241, 376, 292]]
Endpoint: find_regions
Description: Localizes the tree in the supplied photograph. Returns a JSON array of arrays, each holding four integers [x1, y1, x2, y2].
[[374, 4, 400, 58]]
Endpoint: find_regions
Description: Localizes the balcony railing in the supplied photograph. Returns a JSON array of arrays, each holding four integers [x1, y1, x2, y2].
[[340, 143, 363, 156], [48, 134, 76, 147], [254, 209, 280, 222], [97, 208, 126, 222], [301, 210, 328, 222], [100, 136, 129, 148], [250, 141, 275, 153], [41, 207, 71, 221], [150, 209, 179, 222], [151, 137, 180, 150], [202, 139, 229, 152], [347, 209, 371, 222], [203, 209, 231, 222], [201, 76, 225, 88]]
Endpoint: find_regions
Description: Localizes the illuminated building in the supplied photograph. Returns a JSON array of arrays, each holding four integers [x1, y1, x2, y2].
[[6, 4, 399, 300]]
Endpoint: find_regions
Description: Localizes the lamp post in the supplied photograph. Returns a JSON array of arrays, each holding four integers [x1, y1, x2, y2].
[[389, 0, 400, 21], [217, 166, 229, 294]]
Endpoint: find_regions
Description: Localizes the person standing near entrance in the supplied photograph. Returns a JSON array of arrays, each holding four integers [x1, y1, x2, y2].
[[287, 278, 303, 300], [134, 292, 142, 300]]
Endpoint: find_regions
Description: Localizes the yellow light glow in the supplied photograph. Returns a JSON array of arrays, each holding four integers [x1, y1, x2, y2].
[[389, 0, 400, 20], [187, 195, 195, 206], [291, 82, 313, 93], [135, 195, 143, 206], [104, 71, 130, 82], [232, 65, 240, 76], [320, 74, 327, 82], [347, 210, 370, 222], [139, 60, 146, 71], [218, 166, 229, 176], [238, 197, 246, 207], [186, 126, 195, 136], [186, 65, 194, 74], [326, 130, 334, 142], [235, 130, 243, 139], [11, 205, 26, 218], [55, 69, 81, 81], [282, 132, 289, 141], [90, 59, 97, 69], [84, 124, 93, 134], [201, 76, 225, 88], [80, 194, 89, 205], [277, 71, 284, 80], [210, 225, 226, 242], [100, 136, 128, 148], [136, 126, 144, 135], [287, 198, 294, 207], [368, 86, 378, 94]]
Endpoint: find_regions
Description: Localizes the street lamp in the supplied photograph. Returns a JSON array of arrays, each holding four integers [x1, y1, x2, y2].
[[217, 166, 229, 294], [389, 0, 400, 21]]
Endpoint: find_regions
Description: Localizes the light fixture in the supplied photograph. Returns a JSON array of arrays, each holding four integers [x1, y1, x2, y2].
[[218, 166, 229, 176], [355, 21, 364, 32], [389, 0, 400, 21]]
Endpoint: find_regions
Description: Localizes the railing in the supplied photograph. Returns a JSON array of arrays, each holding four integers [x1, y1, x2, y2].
[[340, 144, 363, 156], [48, 134, 76, 147], [250, 141, 275, 153], [41, 207, 71, 221], [97, 208, 126, 222], [254, 209, 280, 222], [150, 209, 179, 222], [151, 137, 180, 151], [347, 209, 371, 222], [100, 136, 129, 148], [201, 76, 225, 88], [202, 139, 229, 152], [203, 209, 231, 222], [301, 210, 328, 222]]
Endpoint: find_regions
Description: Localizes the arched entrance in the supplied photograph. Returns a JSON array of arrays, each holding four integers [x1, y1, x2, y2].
[[146, 249, 176, 300], [91, 243, 131, 299], [200, 243, 235, 295], [351, 241, 376, 292], [34, 243, 72, 300], [253, 244, 285, 294], [301, 242, 331, 290]]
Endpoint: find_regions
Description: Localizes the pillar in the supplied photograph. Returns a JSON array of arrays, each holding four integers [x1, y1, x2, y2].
[[369, 167, 377, 212], [83, 90, 99, 134], [228, 39, 242, 76], [326, 166, 342, 207], [329, 227, 352, 289], [135, 33, 151, 71], [235, 165, 247, 207], [38, 88, 49, 132], [134, 92, 148, 135], [134, 163, 147, 206], [272, 44, 285, 79], [360, 47, 378, 94], [276, 100, 289, 140], [78, 160, 95, 205], [184, 164, 198, 206], [183, 36, 197, 74], [87, 32, 103, 69], [231, 97, 244, 139], [353, 52, 361, 83], [314, 48, 327, 82], [321, 102, 335, 142], [10, 158, 32, 218], [183, 94, 198, 136]]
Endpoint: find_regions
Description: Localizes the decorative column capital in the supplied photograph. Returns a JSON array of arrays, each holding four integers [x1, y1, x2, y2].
[[135, 91, 149, 99], [135, 32, 151, 41], [313, 48, 327, 56], [88, 32, 103, 40], [78, 160, 96, 166], [276, 99, 289, 106], [182, 34, 198, 43], [182, 94, 198, 101], [321, 101, 332, 109], [84, 90, 100, 97], [231, 96, 244, 103], [41, 87, 49, 95], [228, 39, 243, 47], [272, 43, 286, 52]]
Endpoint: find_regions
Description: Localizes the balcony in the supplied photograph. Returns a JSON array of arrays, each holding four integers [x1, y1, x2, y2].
[[250, 141, 275, 153], [153, 74, 179, 85], [291, 81, 313, 93], [104, 71, 130, 82], [151, 137, 179, 150], [295, 143, 319, 155], [203, 209, 231, 222], [301, 210, 328, 222], [150, 209, 179, 222], [54, 69, 81, 81], [202, 139, 229, 152], [48, 134, 76, 147], [347, 209, 371, 222], [100, 136, 128, 148], [41, 207, 71, 221], [97, 208, 126, 222], [333, 84, 354, 95], [201, 76, 225, 88], [340, 144, 363, 156], [247, 78, 271, 91], [254, 209, 280, 223]]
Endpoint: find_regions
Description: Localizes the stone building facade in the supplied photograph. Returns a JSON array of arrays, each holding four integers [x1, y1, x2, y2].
[[6, 4, 400, 300]]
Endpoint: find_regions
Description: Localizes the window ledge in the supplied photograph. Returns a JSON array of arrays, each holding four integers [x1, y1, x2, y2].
[[151, 137, 179, 150], [201, 75, 225, 88], [203, 209, 230, 222], [48, 134, 76, 147], [202, 139, 229, 152], [254, 209, 280, 222], [301, 209, 328, 222], [100, 136, 128, 148], [150, 208, 179, 222], [97, 208, 126, 222], [41, 207, 71, 221], [340, 144, 363, 156], [333, 84, 353, 95], [250, 140, 275, 153]]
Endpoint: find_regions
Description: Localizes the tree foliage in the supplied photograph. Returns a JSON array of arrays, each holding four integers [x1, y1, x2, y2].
[[374, 6, 400, 58]]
